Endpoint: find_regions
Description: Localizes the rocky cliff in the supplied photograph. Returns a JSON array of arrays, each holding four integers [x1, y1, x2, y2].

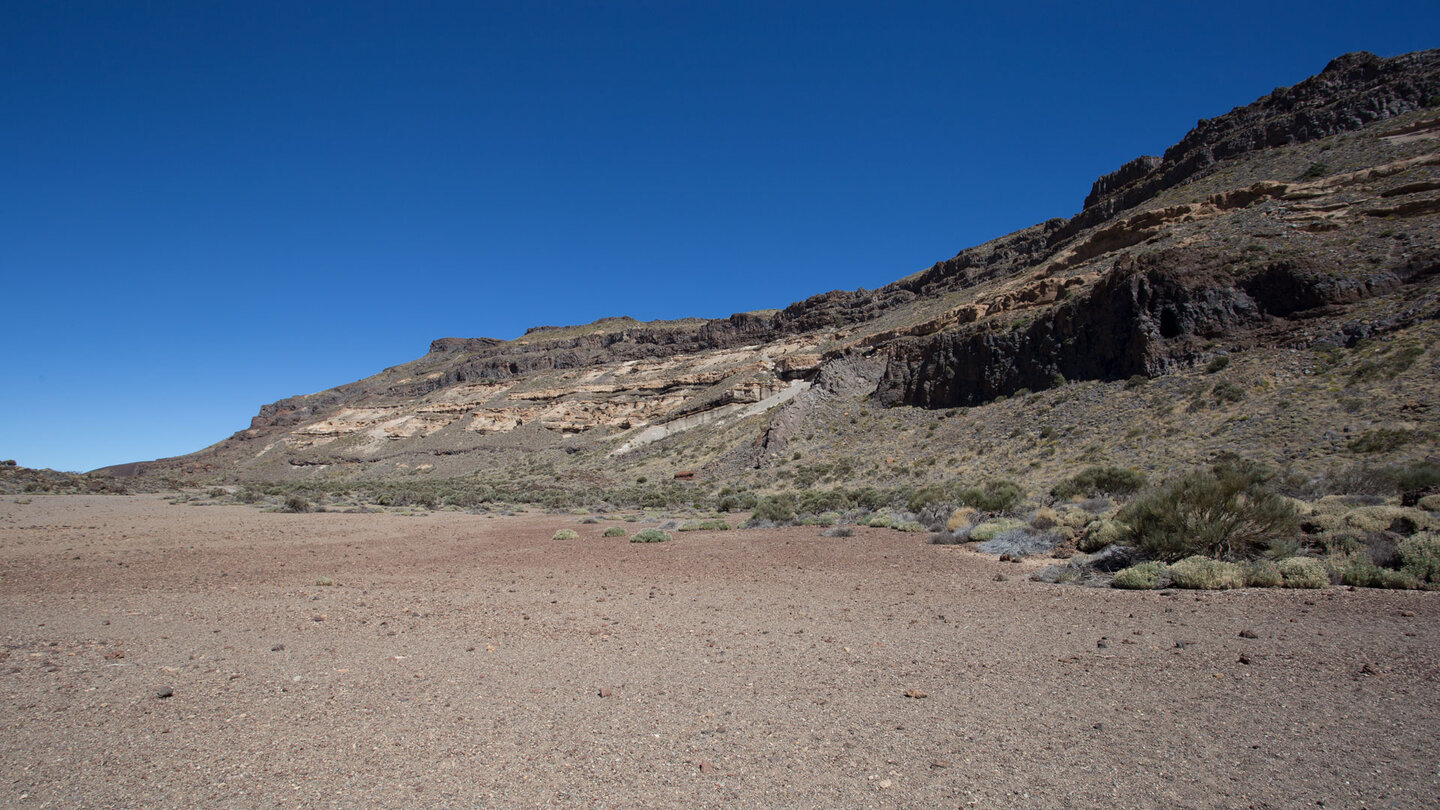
[[105, 51, 1440, 492]]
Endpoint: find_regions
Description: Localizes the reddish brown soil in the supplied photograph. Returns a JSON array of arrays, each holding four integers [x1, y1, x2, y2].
[[2, 495, 1438, 808]]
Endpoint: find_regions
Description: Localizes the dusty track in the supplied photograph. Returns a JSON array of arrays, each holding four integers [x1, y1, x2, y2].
[[2, 495, 1438, 808]]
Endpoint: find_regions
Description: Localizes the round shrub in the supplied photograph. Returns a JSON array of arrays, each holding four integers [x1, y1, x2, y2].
[[1052, 466, 1147, 500], [968, 519, 1025, 542], [1168, 556, 1246, 590], [1242, 559, 1283, 588], [1399, 533, 1440, 583], [1117, 461, 1299, 561], [552, 529, 580, 540], [946, 507, 979, 532], [1112, 562, 1168, 590], [751, 495, 796, 523], [630, 529, 672, 544], [602, 526, 628, 538], [1077, 519, 1127, 553], [1277, 557, 1328, 589]]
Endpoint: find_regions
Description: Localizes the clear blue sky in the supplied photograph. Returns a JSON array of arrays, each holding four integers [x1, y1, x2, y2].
[[3, 1, 1437, 472]]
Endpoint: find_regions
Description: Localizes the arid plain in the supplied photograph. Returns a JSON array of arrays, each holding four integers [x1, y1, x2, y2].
[[2, 494, 1436, 809]]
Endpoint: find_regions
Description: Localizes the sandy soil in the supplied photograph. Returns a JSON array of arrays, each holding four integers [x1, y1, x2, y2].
[[1, 495, 1438, 809]]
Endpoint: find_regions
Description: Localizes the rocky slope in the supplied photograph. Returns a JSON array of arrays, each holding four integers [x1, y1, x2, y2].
[[102, 50, 1440, 494]]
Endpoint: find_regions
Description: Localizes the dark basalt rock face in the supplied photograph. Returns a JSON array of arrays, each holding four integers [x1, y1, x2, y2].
[[1064, 50, 1440, 241], [871, 248, 1419, 409]]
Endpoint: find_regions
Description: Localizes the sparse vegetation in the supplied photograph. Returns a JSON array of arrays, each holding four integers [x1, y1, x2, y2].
[[1118, 459, 1299, 561], [1168, 556, 1246, 590], [1052, 466, 1146, 500], [1112, 562, 1168, 590], [630, 529, 672, 543], [602, 526, 628, 537], [552, 529, 580, 540]]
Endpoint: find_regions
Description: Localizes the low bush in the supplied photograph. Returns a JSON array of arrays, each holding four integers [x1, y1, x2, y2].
[[1077, 519, 1128, 553], [946, 507, 979, 532], [283, 495, 313, 513], [716, 489, 758, 512], [1210, 380, 1245, 403], [968, 518, 1026, 542], [1278, 557, 1328, 589], [602, 526, 628, 538], [1242, 559, 1283, 588], [1204, 355, 1231, 373], [751, 494, 797, 523], [552, 529, 580, 540], [1399, 533, 1440, 583], [1168, 556, 1246, 590], [630, 529, 672, 543], [822, 526, 855, 538], [1118, 460, 1299, 561], [678, 519, 731, 532], [895, 520, 927, 533], [1052, 466, 1147, 500], [1112, 562, 1168, 590]]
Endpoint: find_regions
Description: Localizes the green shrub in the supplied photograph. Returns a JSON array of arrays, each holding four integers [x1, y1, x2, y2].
[[238, 487, 263, 504], [1278, 557, 1328, 589], [631, 529, 672, 543], [866, 513, 895, 529], [1168, 556, 1246, 590], [716, 489, 758, 512], [1242, 559, 1283, 588], [602, 526, 628, 538], [679, 519, 731, 532], [1077, 519, 1128, 552], [1052, 466, 1147, 500], [1210, 380, 1245, 403], [1391, 462, 1440, 494], [1379, 568, 1420, 589], [751, 494, 796, 523], [1324, 552, 1380, 586], [1205, 355, 1231, 373], [1118, 460, 1300, 561], [1399, 533, 1440, 583], [895, 521, 926, 533], [283, 495, 313, 513], [552, 529, 580, 540], [1299, 161, 1328, 179], [1112, 562, 1168, 590], [968, 518, 1025, 542]]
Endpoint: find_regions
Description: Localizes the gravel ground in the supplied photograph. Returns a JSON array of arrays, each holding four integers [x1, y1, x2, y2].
[[2, 495, 1438, 809]]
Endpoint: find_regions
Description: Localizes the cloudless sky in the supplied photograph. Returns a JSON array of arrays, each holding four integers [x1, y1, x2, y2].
[[3, 1, 1437, 472]]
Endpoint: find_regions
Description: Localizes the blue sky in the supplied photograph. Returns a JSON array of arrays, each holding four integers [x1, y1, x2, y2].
[[3, 1, 1437, 472]]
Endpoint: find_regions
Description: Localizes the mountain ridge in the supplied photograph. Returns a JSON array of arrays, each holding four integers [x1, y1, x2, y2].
[[96, 50, 1440, 496]]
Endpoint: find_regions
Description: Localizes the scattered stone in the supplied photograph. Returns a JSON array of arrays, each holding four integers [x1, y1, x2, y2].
[[1239, 629, 1259, 639], [156, 687, 173, 699], [270, 644, 285, 652], [1096, 639, 1108, 649], [992, 573, 1007, 582], [904, 689, 928, 699], [1238, 654, 1252, 665], [699, 759, 715, 774], [599, 687, 613, 698]]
